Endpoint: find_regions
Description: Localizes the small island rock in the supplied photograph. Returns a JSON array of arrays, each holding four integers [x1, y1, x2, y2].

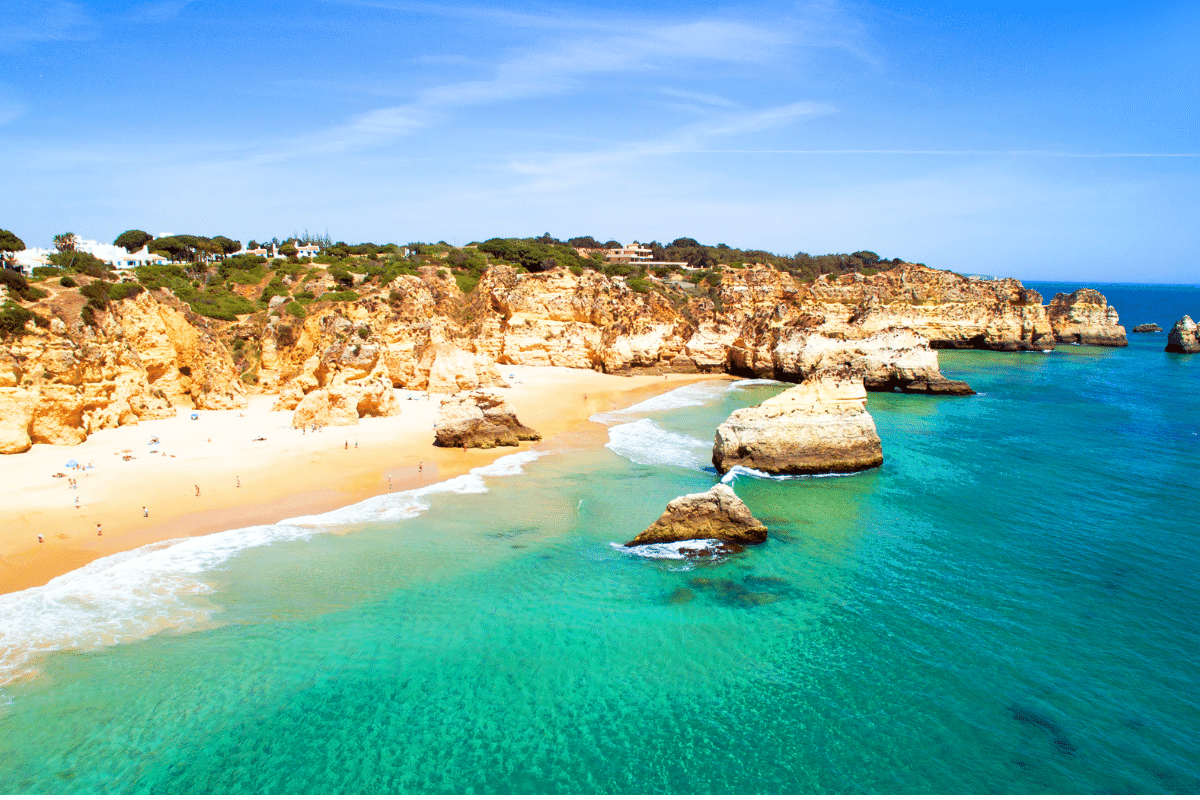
[[713, 367, 883, 475], [1166, 316, 1200, 354], [625, 484, 767, 547], [1132, 323, 1163, 333], [433, 390, 541, 448]]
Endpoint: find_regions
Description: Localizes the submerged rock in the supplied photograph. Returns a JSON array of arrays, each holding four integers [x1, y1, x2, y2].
[[1166, 316, 1200, 354], [1132, 323, 1163, 333], [433, 390, 541, 448], [1047, 289, 1128, 346], [712, 367, 883, 475], [625, 483, 767, 546]]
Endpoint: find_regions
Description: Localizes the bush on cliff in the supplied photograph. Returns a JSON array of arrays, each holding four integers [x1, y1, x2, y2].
[[1, 268, 48, 302], [0, 301, 35, 337], [47, 250, 114, 278], [318, 290, 359, 303]]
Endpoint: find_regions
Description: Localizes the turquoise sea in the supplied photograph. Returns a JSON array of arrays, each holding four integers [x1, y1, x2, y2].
[[0, 283, 1198, 794]]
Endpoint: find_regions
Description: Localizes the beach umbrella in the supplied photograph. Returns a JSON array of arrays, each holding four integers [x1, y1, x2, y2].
[[65, 459, 78, 467]]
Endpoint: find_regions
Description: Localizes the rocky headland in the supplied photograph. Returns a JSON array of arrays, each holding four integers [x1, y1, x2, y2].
[[1166, 316, 1200, 354], [433, 390, 541, 448], [712, 366, 883, 475], [625, 483, 767, 547], [1132, 323, 1163, 333], [1047, 289, 1128, 346], [0, 258, 1127, 453]]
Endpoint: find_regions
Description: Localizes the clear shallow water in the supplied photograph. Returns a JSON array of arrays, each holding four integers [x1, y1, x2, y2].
[[1, 288, 1198, 793]]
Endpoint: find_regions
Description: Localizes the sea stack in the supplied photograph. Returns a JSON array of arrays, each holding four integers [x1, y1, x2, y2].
[[625, 484, 767, 546], [1166, 316, 1200, 354], [712, 366, 883, 475], [1047, 289, 1128, 346], [1132, 323, 1163, 333], [433, 390, 541, 448]]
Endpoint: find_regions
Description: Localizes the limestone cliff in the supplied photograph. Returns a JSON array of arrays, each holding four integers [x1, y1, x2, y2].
[[1047, 289, 1128, 346], [1, 260, 1127, 451], [0, 290, 244, 454]]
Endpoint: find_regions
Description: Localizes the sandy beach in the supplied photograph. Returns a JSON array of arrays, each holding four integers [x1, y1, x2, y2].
[[0, 367, 729, 595]]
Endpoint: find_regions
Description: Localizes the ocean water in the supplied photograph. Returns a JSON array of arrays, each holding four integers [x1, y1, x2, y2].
[[0, 286, 1198, 793]]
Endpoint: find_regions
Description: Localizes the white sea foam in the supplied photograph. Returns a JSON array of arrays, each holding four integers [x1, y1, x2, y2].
[[605, 419, 709, 469], [609, 539, 724, 560], [729, 378, 786, 389], [719, 464, 862, 484], [0, 448, 547, 689], [589, 381, 729, 424]]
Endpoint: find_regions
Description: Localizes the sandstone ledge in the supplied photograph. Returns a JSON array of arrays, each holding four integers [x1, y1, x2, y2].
[[433, 391, 541, 448]]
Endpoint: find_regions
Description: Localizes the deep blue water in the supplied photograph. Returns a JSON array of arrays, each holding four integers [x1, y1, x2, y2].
[[0, 285, 1197, 793]]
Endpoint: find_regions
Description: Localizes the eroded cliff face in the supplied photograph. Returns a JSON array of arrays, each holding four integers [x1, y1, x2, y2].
[[1047, 289, 1128, 347], [0, 262, 1125, 449], [0, 291, 245, 453]]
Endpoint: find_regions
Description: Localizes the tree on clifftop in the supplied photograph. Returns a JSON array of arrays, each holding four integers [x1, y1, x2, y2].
[[0, 229, 25, 268], [114, 229, 153, 253], [54, 232, 79, 252]]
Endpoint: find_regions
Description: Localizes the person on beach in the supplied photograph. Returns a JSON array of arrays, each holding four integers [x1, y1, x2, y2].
[[195, 485, 201, 497], [38, 533, 43, 543], [74, 496, 79, 508], [143, 506, 148, 517], [418, 462, 423, 473], [96, 523, 102, 536], [388, 475, 392, 489], [236, 476, 241, 488]]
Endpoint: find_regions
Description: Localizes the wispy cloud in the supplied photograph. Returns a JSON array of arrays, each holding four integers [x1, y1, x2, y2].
[[661, 88, 739, 108], [503, 101, 834, 191], [267, 16, 791, 159], [0, 0, 92, 49]]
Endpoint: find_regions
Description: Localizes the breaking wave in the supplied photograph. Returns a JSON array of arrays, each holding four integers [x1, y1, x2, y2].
[[605, 419, 710, 470], [0, 450, 546, 690]]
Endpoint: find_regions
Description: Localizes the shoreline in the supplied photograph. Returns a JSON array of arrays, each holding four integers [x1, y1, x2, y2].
[[0, 367, 732, 596]]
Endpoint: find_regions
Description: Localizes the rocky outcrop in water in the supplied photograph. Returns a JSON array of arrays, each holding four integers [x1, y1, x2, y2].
[[1047, 289, 1128, 346], [433, 390, 541, 448], [712, 367, 883, 475], [625, 483, 767, 546], [1133, 323, 1163, 333], [1166, 316, 1200, 354]]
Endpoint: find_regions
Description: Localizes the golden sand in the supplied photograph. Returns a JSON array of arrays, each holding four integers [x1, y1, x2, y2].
[[0, 367, 729, 595]]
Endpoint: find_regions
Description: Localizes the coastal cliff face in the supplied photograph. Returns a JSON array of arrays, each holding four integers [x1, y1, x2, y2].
[[712, 367, 884, 475], [1047, 289, 1128, 346], [0, 261, 1124, 450], [433, 391, 541, 448], [0, 291, 244, 454]]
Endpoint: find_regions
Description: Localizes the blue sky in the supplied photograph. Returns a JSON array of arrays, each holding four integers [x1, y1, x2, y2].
[[1, 0, 1197, 281]]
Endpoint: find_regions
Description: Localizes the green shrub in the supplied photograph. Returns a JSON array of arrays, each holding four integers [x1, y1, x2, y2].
[[285, 301, 306, 318], [329, 267, 354, 287], [357, 326, 369, 340], [107, 282, 145, 302], [569, 265, 583, 277], [260, 278, 288, 303], [453, 272, 480, 293], [627, 277, 652, 294], [0, 269, 48, 302], [81, 304, 98, 327], [59, 276, 77, 288], [32, 266, 63, 279], [80, 281, 111, 310], [187, 289, 259, 321], [0, 302, 34, 337]]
